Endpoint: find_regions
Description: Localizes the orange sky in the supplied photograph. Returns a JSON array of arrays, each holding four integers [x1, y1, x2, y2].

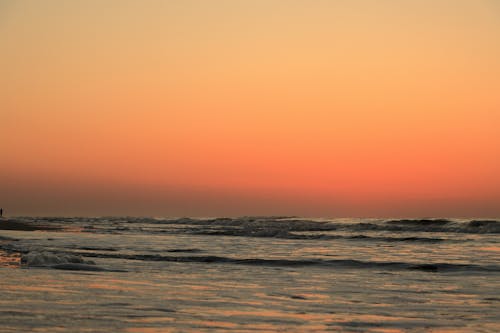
[[1, 0, 499, 217]]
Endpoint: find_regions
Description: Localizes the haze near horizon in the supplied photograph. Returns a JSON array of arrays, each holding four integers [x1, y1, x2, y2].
[[1, 0, 499, 217]]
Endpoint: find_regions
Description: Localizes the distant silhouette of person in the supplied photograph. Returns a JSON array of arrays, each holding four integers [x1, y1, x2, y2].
[[0, 208, 3, 217]]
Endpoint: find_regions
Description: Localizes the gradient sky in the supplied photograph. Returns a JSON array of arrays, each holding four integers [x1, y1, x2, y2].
[[1, 0, 499, 217]]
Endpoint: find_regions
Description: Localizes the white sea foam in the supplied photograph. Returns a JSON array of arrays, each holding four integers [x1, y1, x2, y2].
[[21, 251, 95, 267]]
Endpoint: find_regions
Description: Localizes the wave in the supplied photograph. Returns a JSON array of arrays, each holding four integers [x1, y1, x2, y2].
[[341, 235, 446, 243], [380, 219, 500, 233], [19, 251, 126, 272], [21, 251, 95, 266], [191, 230, 446, 242], [49, 263, 122, 271], [65, 251, 500, 273], [152, 217, 500, 234], [386, 219, 452, 226], [7, 217, 500, 236]]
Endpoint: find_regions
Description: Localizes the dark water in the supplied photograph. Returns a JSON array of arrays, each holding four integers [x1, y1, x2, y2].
[[0, 217, 499, 332]]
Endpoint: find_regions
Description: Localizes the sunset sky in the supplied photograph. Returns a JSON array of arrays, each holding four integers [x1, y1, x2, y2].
[[1, 0, 499, 217]]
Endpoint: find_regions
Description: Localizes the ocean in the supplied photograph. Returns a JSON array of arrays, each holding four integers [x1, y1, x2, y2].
[[0, 216, 499, 332]]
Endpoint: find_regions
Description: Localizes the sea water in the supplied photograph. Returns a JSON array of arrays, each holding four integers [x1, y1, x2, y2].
[[0, 217, 499, 332]]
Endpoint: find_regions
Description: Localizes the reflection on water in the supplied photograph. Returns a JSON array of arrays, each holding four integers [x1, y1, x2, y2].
[[126, 328, 176, 333], [0, 217, 499, 332], [480, 246, 500, 252], [0, 249, 20, 268]]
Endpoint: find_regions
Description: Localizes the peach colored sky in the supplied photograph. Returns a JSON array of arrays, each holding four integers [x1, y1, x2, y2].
[[1, 0, 499, 217]]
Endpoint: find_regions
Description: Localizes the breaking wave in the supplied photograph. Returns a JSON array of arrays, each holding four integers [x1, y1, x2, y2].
[[21, 251, 94, 266], [152, 217, 500, 234], [145, 217, 500, 239], [6, 217, 500, 235], [19, 251, 125, 272]]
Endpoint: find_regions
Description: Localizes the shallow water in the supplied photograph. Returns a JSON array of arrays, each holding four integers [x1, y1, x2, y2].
[[0, 217, 499, 332]]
